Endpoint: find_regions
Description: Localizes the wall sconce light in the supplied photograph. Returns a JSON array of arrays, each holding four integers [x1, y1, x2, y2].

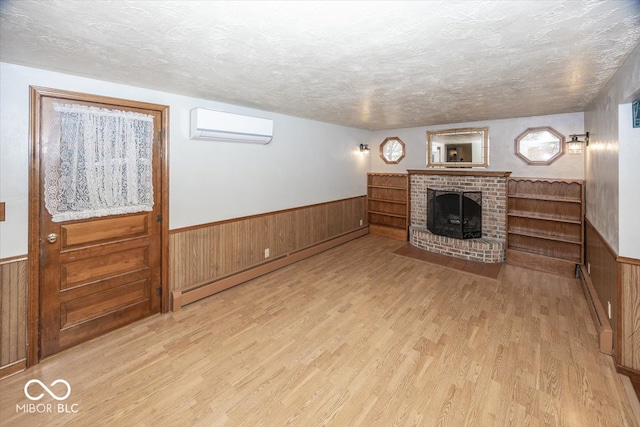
[[567, 132, 589, 154], [359, 144, 370, 156]]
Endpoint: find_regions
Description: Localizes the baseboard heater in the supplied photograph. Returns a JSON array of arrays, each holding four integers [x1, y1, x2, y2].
[[171, 226, 369, 311], [577, 264, 613, 355]]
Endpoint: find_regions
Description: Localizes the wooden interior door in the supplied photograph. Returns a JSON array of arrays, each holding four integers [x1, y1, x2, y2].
[[37, 93, 164, 359]]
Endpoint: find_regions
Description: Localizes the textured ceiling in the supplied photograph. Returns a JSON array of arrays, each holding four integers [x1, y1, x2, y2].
[[1, 0, 639, 130]]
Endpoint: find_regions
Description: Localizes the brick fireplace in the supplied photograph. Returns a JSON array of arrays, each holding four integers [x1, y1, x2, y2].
[[408, 170, 511, 263]]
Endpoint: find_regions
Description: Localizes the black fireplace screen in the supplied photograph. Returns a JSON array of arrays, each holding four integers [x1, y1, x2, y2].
[[427, 189, 482, 239]]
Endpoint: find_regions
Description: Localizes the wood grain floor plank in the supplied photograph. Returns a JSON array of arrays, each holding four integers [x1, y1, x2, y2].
[[0, 235, 637, 426]]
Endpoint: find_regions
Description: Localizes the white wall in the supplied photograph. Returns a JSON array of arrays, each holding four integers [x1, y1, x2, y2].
[[0, 62, 370, 258], [585, 43, 640, 256], [619, 102, 640, 259], [367, 112, 585, 179]]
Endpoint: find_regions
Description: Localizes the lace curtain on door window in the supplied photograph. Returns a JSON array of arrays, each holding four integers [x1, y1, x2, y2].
[[44, 103, 155, 222]]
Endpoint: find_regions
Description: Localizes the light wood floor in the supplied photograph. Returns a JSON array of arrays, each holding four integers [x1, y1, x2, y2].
[[1, 235, 637, 426]]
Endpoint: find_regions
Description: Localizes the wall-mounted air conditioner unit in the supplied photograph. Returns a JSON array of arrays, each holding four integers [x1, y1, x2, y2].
[[190, 108, 273, 144]]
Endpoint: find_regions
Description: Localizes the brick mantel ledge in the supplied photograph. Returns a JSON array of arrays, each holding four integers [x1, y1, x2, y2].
[[407, 169, 511, 177]]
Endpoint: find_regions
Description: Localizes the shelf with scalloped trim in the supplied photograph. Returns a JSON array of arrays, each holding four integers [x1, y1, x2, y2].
[[506, 178, 584, 277]]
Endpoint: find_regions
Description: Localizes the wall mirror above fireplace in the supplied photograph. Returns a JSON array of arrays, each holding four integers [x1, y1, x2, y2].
[[427, 127, 489, 168], [379, 137, 406, 164], [514, 126, 565, 165]]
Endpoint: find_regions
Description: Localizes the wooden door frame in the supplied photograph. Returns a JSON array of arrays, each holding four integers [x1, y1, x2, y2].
[[27, 86, 170, 367]]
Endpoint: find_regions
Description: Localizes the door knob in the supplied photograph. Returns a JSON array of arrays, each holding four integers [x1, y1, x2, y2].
[[46, 233, 59, 244]]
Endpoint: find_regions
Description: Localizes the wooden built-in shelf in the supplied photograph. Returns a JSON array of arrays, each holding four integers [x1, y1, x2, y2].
[[506, 177, 584, 277], [507, 193, 582, 203], [508, 243, 582, 264], [367, 185, 407, 190], [367, 173, 409, 241], [368, 210, 407, 218], [508, 228, 582, 244], [368, 198, 407, 205], [508, 211, 582, 224]]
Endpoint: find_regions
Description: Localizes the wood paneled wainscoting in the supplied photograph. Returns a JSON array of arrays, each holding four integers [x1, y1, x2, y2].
[[170, 196, 368, 310], [585, 218, 640, 398], [0, 256, 28, 378]]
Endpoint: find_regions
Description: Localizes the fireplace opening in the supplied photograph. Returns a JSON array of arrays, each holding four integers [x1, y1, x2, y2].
[[427, 189, 482, 239]]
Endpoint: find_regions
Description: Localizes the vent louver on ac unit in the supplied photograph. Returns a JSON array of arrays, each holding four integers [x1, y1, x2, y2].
[[190, 108, 273, 144]]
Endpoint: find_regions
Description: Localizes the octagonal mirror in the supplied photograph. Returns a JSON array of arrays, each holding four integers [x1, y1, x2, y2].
[[380, 137, 405, 164], [515, 127, 565, 165]]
